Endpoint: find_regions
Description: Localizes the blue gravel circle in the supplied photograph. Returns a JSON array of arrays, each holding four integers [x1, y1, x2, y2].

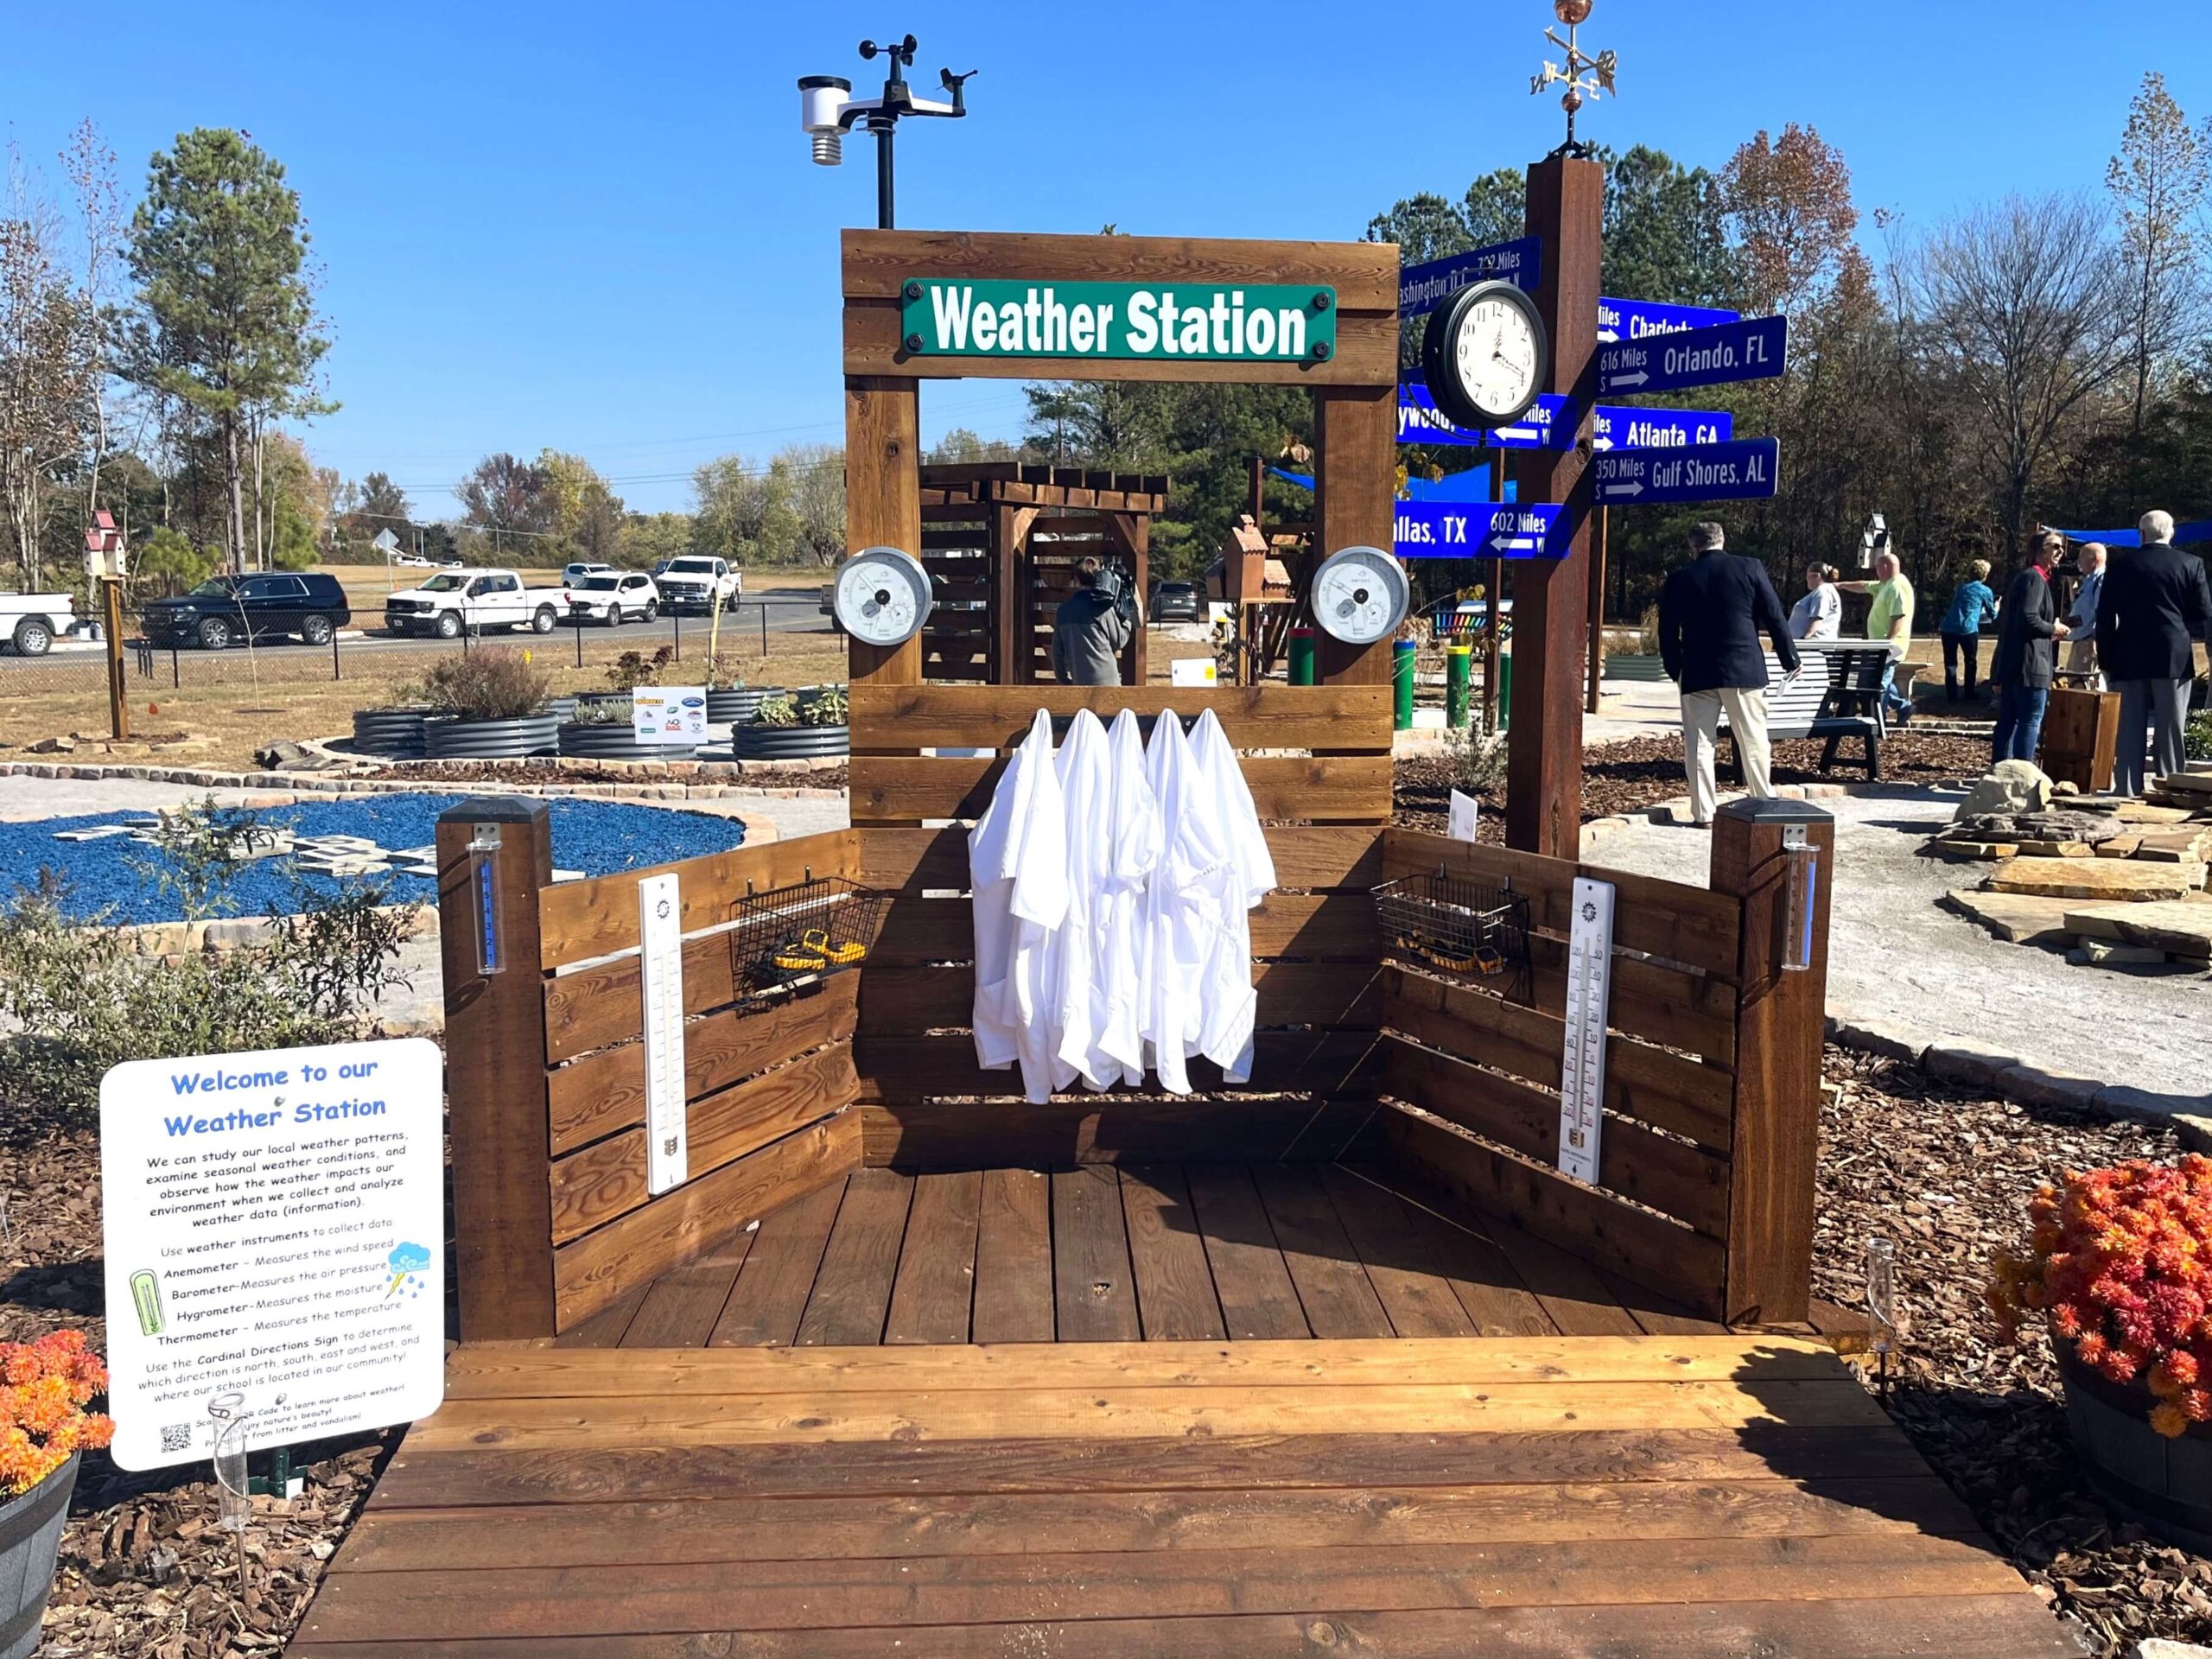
[[2, 793, 747, 924]]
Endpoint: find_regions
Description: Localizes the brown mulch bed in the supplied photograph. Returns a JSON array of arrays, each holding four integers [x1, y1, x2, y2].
[[1816, 1047, 2212, 1657], [1392, 730, 1996, 839], [0, 1106, 397, 1658]]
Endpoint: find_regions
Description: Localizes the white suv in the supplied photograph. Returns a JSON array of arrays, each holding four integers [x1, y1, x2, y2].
[[563, 571, 660, 626], [654, 556, 742, 614]]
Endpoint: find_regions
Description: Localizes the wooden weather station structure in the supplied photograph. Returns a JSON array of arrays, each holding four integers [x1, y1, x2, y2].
[[290, 221, 2073, 1659], [915, 461, 1166, 685]]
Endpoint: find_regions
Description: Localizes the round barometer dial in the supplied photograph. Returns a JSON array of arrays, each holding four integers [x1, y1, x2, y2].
[[1310, 545, 1409, 646], [1421, 278, 1549, 433], [832, 546, 933, 646]]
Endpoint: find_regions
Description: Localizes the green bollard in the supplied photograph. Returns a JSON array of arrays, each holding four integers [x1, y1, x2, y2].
[[1445, 643, 1471, 729], [1392, 639, 1416, 730], [1498, 652, 1513, 731], [1287, 626, 1316, 686]]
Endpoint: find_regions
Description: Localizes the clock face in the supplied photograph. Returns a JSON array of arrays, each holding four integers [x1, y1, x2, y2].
[[1311, 546, 1408, 646], [832, 547, 932, 646], [1421, 280, 1549, 432]]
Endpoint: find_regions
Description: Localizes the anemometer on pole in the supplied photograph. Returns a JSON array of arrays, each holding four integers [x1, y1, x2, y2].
[[798, 35, 976, 229]]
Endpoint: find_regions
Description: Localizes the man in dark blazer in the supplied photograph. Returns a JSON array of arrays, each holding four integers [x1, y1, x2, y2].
[[1658, 521, 1802, 825], [2095, 509, 2212, 796]]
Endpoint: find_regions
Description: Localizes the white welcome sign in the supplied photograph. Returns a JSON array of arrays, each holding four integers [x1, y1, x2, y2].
[[100, 1038, 447, 1470]]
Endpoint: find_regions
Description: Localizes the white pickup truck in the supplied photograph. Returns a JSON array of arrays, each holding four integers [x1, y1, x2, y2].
[[653, 556, 742, 614], [383, 569, 559, 639], [0, 593, 79, 656]]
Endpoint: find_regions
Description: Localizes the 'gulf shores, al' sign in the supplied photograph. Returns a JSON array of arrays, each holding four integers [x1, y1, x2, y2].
[[900, 279, 1338, 363]]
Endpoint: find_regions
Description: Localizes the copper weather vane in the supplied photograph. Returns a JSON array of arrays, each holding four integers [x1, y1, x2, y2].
[[1530, 0, 1618, 154]]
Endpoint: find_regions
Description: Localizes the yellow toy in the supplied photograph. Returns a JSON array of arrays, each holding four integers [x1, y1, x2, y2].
[[772, 929, 868, 974]]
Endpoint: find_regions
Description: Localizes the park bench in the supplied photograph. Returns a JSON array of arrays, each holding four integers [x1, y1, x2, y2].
[[1717, 640, 1892, 779]]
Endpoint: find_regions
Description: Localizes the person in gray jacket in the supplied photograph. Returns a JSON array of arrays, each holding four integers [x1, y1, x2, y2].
[[1052, 557, 1135, 686]]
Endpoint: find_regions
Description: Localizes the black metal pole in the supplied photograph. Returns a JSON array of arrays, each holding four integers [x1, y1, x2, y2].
[[875, 122, 894, 229]]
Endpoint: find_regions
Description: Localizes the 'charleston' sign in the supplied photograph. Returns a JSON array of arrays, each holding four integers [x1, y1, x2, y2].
[[900, 279, 1338, 362]]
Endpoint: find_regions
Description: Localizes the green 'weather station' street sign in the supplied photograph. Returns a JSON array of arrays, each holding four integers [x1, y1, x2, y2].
[[900, 279, 1338, 363]]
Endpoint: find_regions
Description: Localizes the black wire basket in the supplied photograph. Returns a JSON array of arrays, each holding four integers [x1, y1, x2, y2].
[[728, 875, 887, 1001], [1372, 868, 1530, 997]]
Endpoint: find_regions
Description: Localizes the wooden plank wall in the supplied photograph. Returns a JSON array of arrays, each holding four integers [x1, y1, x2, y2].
[[440, 818, 862, 1353], [1373, 828, 1745, 1320], [849, 683, 1393, 1166], [918, 490, 992, 683]]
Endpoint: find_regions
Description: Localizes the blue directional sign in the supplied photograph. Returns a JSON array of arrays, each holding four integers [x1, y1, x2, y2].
[[1591, 405, 1733, 451], [1400, 387, 1733, 454], [1598, 315, 1788, 397], [1396, 501, 1567, 561], [1400, 237, 1542, 319], [1591, 437, 1780, 505], [1397, 385, 1571, 450], [1597, 297, 1739, 345]]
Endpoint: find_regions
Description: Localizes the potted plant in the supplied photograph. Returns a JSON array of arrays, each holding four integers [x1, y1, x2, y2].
[[352, 680, 435, 758], [556, 693, 701, 760], [733, 685, 848, 760], [419, 649, 561, 758], [1600, 607, 1669, 682], [1990, 1155, 2212, 1551], [706, 670, 769, 726], [0, 1331, 113, 1659]]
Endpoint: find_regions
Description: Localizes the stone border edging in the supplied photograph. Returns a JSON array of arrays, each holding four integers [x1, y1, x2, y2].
[[113, 906, 439, 959]]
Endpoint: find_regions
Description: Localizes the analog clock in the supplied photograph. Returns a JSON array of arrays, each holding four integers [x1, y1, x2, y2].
[[1420, 279, 1549, 433], [831, 546, 933, 647], [1310, 545, 1408, 646]]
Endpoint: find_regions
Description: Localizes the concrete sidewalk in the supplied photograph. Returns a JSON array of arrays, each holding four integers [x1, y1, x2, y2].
[[1580, 785, 2211, 1111]]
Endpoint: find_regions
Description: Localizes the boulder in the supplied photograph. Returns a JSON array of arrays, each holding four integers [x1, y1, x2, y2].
[[1953, 759, 2053, 821], [1985, 857, 2209, 901], [1941, 889, 2081, 945], [2062, 899, 2212, 959]]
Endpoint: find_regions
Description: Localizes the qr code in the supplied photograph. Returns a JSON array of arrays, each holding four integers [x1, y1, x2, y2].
[[160, 1423, 194, 1454]]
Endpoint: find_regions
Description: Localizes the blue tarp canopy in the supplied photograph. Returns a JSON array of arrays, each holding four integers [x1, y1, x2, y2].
[[2049, 521, 2212, 548], [1268, 464, 1514, 503]]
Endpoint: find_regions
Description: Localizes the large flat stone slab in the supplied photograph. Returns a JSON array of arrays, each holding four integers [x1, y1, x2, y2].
[[1984, 857, 2209, 901], [2113, 800, 2203, 825], [2063, 899, 2212, 958], [1942, 888, 2082, 945]]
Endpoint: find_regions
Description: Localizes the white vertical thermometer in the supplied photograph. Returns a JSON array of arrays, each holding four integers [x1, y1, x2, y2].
[[639, 873, 690, 1196], [1557, 876, 1616, 1185]]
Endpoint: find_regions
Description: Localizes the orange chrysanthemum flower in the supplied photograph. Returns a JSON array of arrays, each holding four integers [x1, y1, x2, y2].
[[0, 1333, 113, 1495]]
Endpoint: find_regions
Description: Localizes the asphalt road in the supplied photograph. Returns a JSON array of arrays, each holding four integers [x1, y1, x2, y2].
[[0, 593, 829, 669]]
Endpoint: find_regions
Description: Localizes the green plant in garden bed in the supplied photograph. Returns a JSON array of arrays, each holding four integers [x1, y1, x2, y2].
[[569, 696, 633, 726], [125, 797, 268, 918], [753, 692, 799, 728], [1446, 713, 1503, 797], [803, 685, 849, 727], [0, 803, 420, 1118], [422, 649, 551, 721], [605, 646, 676, 694]]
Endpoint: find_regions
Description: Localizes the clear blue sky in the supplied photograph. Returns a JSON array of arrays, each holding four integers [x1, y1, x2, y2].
[[5, 2, 2208, 520]]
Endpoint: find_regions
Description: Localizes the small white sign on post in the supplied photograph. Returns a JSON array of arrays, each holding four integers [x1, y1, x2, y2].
[[1447, 789, 1480, 843], [99, 1038, 446, 1471], [1558, 876, 1616, 1186], [632, 686, 707, 747], [1170, 658, 1218, 687], [639, 872, 690, 1195]]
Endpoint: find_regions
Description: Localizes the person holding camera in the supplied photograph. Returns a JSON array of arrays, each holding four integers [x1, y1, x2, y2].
[[1053, 556, 1135, 686]]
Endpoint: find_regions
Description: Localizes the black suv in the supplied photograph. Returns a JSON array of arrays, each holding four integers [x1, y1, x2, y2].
[[142, 572, 353, 650]]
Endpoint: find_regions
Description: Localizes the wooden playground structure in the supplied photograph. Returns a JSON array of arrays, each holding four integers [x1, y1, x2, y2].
[[285, 228, 2074, 1658]]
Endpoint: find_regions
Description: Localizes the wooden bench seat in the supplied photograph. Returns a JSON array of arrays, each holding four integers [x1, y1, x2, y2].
[[1718, 642, 1892, 779]]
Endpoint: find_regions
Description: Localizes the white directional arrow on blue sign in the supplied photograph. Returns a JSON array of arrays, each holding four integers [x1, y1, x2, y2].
[[1592, 437, 1781, 505], [1599, 315, 1788, 397]]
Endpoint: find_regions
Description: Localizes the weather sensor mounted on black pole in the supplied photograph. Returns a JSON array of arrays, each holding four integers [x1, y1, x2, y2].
[[798, 35, 975, 230]]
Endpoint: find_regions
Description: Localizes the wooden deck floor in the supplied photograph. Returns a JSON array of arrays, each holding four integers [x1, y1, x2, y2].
[[290, 1332, 2076, 1656], [551, 1163, 1736, 1349]]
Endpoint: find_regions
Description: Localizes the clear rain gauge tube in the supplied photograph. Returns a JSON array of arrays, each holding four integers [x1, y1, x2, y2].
[[1865, 1236, 1899, 1370]]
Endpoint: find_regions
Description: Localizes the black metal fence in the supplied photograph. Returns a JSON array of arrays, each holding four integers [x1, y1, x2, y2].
[[0, 601, 804, 701]]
